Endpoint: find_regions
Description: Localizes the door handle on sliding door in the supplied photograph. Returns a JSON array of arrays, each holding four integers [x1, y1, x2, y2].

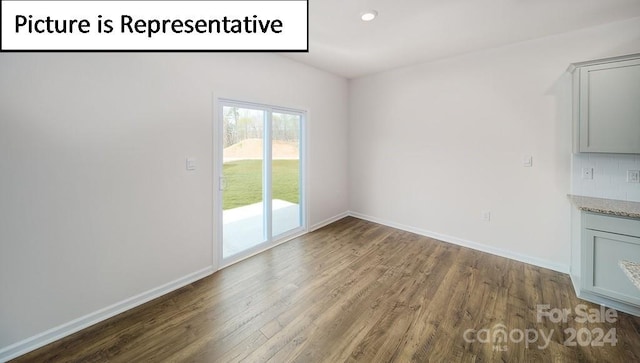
[[219, 177, 226, 191]]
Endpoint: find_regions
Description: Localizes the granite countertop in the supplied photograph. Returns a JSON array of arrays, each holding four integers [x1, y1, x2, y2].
[[568, 195, 640, 219], [620, 260, 640, 291]]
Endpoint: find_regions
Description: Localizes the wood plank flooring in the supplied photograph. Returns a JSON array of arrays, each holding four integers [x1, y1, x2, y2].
[[13, 217, 640, 362]]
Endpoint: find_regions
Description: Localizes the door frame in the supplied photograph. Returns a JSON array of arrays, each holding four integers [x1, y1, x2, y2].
[[213, 97, 308, 269]]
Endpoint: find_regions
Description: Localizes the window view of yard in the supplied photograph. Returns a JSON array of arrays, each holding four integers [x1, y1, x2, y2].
[[222, 159, 299, 210]]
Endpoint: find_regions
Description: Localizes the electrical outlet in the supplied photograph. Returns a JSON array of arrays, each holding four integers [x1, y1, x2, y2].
[[186, 158, 196, 171], [628, 170, 640, 183], [481, 211, 491, 222], [582, 168, 593, 180]]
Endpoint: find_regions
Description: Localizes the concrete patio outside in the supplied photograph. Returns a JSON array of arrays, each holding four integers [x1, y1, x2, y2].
[[223, 199, 301, 258]]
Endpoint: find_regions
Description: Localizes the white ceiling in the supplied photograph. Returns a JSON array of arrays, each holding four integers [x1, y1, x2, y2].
[[282, 0, 640, 78]]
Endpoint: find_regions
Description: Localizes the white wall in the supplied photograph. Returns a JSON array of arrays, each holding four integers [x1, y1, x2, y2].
[[349, 17, 640, 272], [0, 53, 348, 354], [572, 153, 640, 201]]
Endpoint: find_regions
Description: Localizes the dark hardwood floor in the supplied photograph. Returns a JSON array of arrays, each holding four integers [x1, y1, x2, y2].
[[13, 217, 640, 362]]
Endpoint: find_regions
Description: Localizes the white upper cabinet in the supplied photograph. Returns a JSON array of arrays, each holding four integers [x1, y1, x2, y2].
[[570, 54, 640, 154]]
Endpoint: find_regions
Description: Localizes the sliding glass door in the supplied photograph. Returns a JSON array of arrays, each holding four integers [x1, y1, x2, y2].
[[217, 100, 305, 265]]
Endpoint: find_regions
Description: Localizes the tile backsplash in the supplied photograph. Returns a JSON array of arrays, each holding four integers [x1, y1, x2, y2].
[[571, 153, 640, 202]]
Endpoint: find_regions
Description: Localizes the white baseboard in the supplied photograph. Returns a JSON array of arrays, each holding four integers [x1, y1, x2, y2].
[[0, 266, 214, 363], [349, 211, 570, 274], [309, 211, 350, 232]]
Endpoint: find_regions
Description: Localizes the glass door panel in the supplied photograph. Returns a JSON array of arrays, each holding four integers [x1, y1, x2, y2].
[[271, 112, 302, 237], [222, 106, 266, 259]]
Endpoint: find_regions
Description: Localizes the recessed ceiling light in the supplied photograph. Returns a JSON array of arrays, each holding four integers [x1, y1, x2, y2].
[[360, 10, 378, 22]]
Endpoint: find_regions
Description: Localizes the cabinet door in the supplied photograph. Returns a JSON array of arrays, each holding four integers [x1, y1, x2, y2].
[[579, 58, 640, 153], [582, 229, 640, 305]]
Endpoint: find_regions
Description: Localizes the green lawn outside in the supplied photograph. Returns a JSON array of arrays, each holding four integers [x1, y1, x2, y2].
[[223, 159, 299, 210]]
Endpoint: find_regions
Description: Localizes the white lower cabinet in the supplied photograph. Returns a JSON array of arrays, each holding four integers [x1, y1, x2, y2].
[[579, 212, 640, 316]]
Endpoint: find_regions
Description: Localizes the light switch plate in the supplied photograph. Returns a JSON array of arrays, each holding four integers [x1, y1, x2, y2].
[[628, 170, 640, 183]]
